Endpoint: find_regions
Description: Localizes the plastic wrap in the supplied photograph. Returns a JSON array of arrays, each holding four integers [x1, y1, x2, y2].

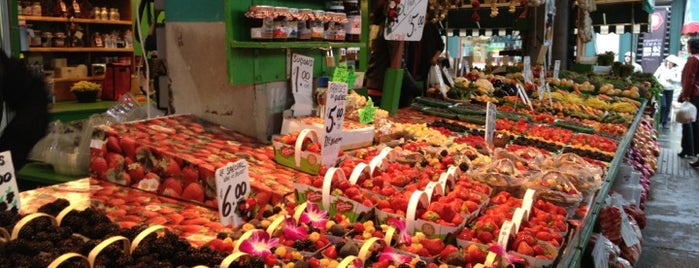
[[523, 170, 583, 207]]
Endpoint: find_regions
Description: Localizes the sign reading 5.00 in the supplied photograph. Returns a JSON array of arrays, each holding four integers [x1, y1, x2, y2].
[[384, 0, 429, 41], [215, 159, 250, 227], [322, 82, 348, 168]]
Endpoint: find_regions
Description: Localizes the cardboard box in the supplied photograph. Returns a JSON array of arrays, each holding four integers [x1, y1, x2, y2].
[[89, 114, 295, 208], [55, 66, 80, 79], [281, 115, 374, 151], [53, 58, 67, 68]]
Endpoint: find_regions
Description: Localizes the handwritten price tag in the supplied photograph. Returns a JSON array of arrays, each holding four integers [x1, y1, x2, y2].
[[0, 151, 19, 212], [384, 0, 428, 41], [553, 60, 561, 79], [291, 54, 314, 116], [484, 102, 497, 148], [322, 82, 348, 167], [215, 159, 251, 227]]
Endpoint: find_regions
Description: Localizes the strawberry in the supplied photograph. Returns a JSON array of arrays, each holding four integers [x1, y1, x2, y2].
[[438, 203, 456, 223], [264, 254, 277, 267], [143, 172, 160, 181], [160, 177, 183, 195], [160, 158, 181, 178], [127, 163, 146, 182], [476, 230, 494, 243], [106, 169, 131, 186], [420, 238, 445, 256], [464, 244, 486, 264], [106, 136, 122, 153], [181, 182, 205, 203], [182, 166, 199, 185], [106, 153, 125, 171], [440, 244, 459, 260], [119, 137, 138, 160], [198, 163, 216, 182], [421, 211, 441, 222], [516, 241, 535, 256], [322, 245, 338, 259], [90, 156, 108, 178]]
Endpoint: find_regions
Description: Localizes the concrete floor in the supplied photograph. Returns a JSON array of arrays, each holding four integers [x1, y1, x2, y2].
[[637, 122, 699, 267]]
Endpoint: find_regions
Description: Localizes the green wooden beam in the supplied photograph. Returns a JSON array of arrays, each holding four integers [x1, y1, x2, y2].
[[668, 0, 685, 56]]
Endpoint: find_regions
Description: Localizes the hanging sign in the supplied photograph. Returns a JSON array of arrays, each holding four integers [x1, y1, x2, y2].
[[291, 54, 314, 116], [0, 151, 19, 212], [384, 0, 429, 41], [322, 82, 348, 167], [215, 159, 251, 227]]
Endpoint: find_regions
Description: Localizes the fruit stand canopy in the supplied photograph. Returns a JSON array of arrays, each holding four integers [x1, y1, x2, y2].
[[589, 1, 650, 34], [683, 0, 699, 34]]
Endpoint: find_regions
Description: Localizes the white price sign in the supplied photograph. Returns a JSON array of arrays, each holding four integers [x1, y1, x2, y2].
[[553, 60, 561, 79], [322, 82, 348, 167], [484, 102, 497, 148], [0, 151, 19, 212], [384, 0, 429, 41], [291, 54, 315, 116], [215, 159, 251, 227]]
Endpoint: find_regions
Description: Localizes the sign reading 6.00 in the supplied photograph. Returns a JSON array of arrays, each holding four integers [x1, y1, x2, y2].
[[215, 159, 250, 227], [384, 0, 428, 41]]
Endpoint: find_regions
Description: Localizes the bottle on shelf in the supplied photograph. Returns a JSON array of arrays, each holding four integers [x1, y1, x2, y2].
[[344, 0, 361, 42], [31, 2, 42, 16], [71, 0, 80, 18], [311, 10, 325, 41], [297, 9, 312, 41]]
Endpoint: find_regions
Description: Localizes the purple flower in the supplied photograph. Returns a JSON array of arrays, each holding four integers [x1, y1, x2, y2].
[[299, 202, 328, 229], [283, 216, 308, 241], [488, 244, 525, 266], [379, 247, 412, 264], [387, 217, 412, 245], [238, 230, 279, 258]]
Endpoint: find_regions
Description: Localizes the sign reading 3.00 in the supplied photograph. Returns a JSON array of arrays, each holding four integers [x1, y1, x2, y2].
[[384, 0, 429, 41]]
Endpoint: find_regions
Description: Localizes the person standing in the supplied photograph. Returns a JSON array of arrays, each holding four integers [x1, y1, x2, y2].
[[654, 55, 681, 129], [624, 52, 643, 73], [678, 38, 699, 165]]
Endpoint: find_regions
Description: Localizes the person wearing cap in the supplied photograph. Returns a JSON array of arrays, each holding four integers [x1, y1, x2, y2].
[[624, 52, 643, 73], [679, 38, 699, 165], [654, 55, 681, 129]]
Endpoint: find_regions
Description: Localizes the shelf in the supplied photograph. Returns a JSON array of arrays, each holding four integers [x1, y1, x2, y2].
[[52, 75, 105, 83], [18, 15, 132, 25], [229, 40, 366, 49], [25, 47, 133, 53]]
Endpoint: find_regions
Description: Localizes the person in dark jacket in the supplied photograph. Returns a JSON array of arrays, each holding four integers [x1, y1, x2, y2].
[[0, 50, 50, 170]]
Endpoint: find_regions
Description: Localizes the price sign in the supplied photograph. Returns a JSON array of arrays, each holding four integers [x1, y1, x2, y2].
[[553, 60, 561, 79], [523, 56, 531, 83], [516, 83, 533, 110], [322, 82, 348, 167], [538, 64, 546, 101], [484, 102, 497, 148], [384, 0, 429, 41], [215, 159, 251, 227], [0, 151, 19, 212], [620, 208, 640, 246], [291, 53, 314, 116]]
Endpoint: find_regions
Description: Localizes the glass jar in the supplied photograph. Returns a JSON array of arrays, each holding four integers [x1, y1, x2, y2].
[[311, 10, 325, 41], [273, 7, 290, 41], [93, 32, 103, 47], [109, 8, 120, 20], [334, 13, 347, 42], [41, 32, 53, 47], [53, 32, 66, 47], [246, 5, 274, 40], [31, 2, 42, 16], [100, 7, 108, 20], [323, 12, 337, 41], [297, 9, 312, 41], [344, 0, 361, 42], [30, 29, 42, 47], [287, 8, 299, 40]]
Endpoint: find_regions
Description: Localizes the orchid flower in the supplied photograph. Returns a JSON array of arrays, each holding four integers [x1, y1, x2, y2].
[[238, 230, 279, 258], [488, 244, 525, 267], [379, 247, 413, 264], [299, 201, 328, 229], [387, 217, 412, 245], [283, 216, 308, 241]]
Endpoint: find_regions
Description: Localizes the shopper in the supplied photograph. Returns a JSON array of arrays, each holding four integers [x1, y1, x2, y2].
[[678, 38, 699, 164], [624, 52, 643, 73], [406, 20, 446, 88], [0, 50, 50, 169], [654, 55, 681, 129]]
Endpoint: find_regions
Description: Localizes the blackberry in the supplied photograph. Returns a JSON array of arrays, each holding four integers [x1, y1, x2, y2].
[[248, 256, 266, 268], [415, 260, 428, 268], [273, 206, 282, 214], [292, 240, 305, 250], [440, 150, 448, 157], [216, 232, 229, 240], [37, 198, 70, 216], [262, 210, 274, 218], [398, 264, 411, 268], [420, 160, 429, 167], [459, 162, 470, 172]]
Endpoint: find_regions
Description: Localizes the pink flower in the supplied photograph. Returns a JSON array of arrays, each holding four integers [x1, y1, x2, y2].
[[488, 244, 525, 267], [379, 247, 412, 264], [238, 231, 279, 258], [299, 202, 328, 229], [387, 217, 411, 245], [283, 216, 308, 241]]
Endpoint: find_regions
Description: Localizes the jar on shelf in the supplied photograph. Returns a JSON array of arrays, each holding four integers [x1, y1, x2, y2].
[[344, 0, 361, 42], [100, 7, 108, 20], [53, 32, 66, 47], [297, 9, 313, 41], [311, 10, 325, 41], [287, 8, 299, 40], [41, 32, 53, 47], [21, 1, 33, 16], [334, 13, 347, 42], [93, 32, 103, 47], [273, 7, 291, 41], [323, 12, 337, 41], [30, 29, 42, 47], [109, 8, 119, 20], [31, 2, 42, 16]]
